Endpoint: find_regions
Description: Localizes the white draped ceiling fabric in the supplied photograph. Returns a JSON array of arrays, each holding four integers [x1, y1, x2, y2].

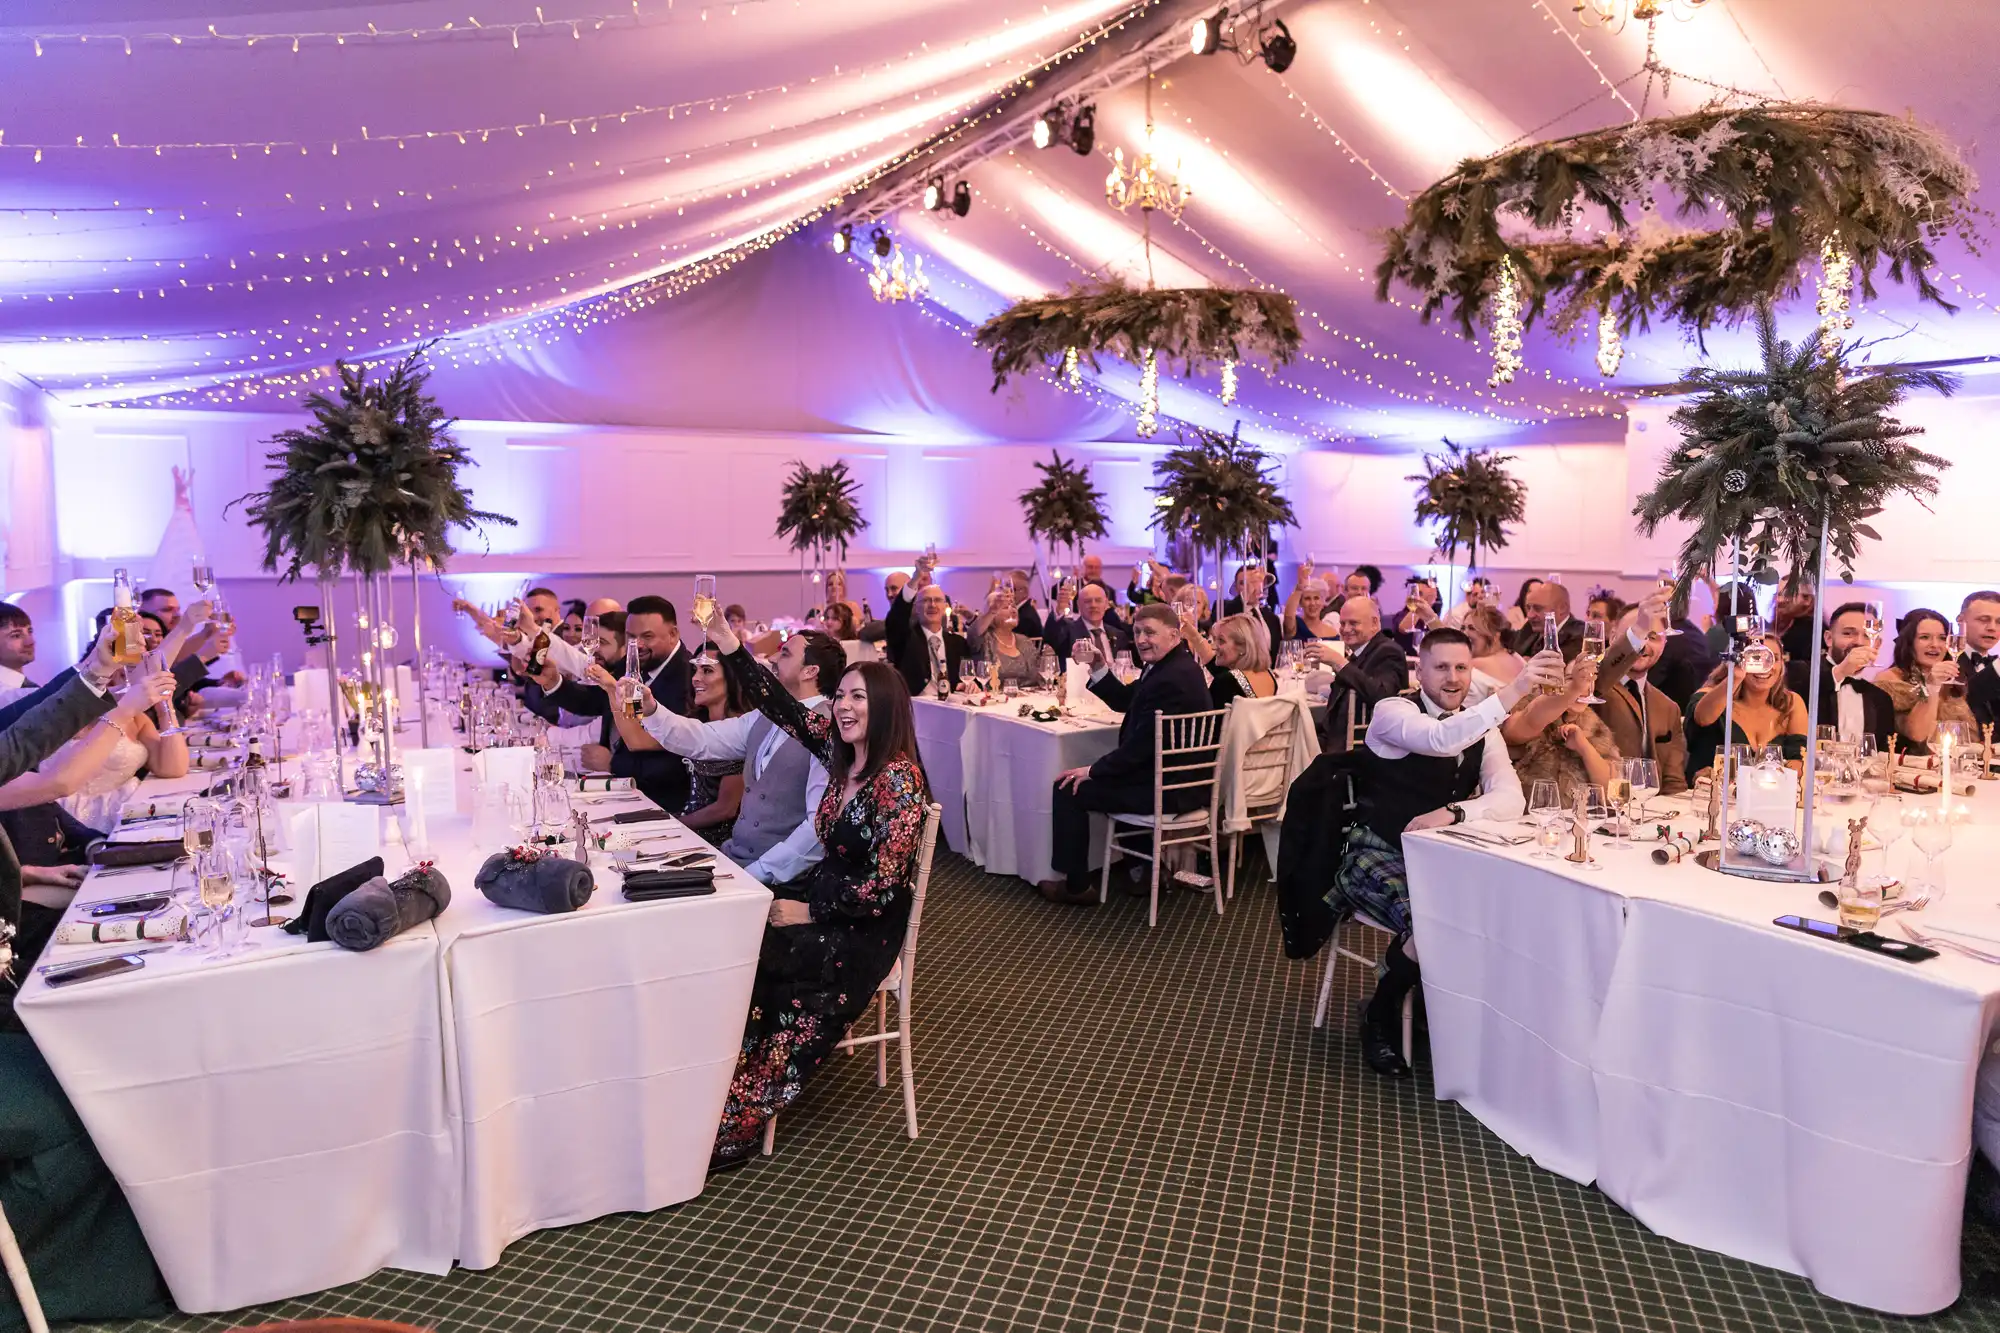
[[3, 0, 1998, 451]]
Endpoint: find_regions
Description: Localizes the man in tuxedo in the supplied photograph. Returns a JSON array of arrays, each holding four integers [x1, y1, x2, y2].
[[1308, 595, 1410, 753], [1960, 591, 2000, 732], [1594, 592, 1689, 795], [1006, 569, 1044, 639], [1646, 605, 1718, 712], [1511, 579, 1585, 658], [1044, 582, 1133, 668], [885, 555, 967, 696], [1037, 604, 1213, 905], [1787, 601, 1895, 749], [1222, 564, 1284, 653], [543, 594, 693, 811], [0, 605, 36, 695]]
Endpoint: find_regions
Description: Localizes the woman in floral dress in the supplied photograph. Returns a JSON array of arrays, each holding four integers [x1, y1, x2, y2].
[[697, 609, 932, 1168]]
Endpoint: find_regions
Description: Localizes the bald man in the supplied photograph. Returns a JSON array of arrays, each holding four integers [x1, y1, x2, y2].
[[1313, 595, 1410, 753], [585, 597, 623, 616], [1511, 579, 1585, 658]]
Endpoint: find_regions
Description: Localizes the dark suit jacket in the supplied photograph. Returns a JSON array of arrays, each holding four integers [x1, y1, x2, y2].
[[1648, 618, 1716, 712], [0, 655, 208, 733], [0, 675, 121, 1025], [1319, 633, 1410, 753], [885, 592, 968, 696], [1786, 658, 1896, 749], [1014, 602, 1044, 640], [548, 644, 694, 810], [1043, 615, 1133, 667], [1085, 641, 1215, 810], [1962, 651, 2000, 733], [1511, 615, 1586, 661]]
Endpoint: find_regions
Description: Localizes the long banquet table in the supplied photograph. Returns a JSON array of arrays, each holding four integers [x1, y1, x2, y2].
[[17, 758, 771, 1312], [1405, 783, 2000, 1315], [913, 694, 1120, 884]]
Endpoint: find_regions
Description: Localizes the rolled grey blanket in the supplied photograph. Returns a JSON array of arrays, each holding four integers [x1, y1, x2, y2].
[[475, 852, 594, 914], [326, 864, 453, 951]]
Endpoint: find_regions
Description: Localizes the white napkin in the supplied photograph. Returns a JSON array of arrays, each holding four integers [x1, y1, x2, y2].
[[401, 748, 460, 821], [1063, 663, 1118, 720], [473, 745, 536, 796]]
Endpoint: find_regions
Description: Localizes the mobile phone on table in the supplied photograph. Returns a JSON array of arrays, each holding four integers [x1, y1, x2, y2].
[[44, 954, 148, 987], [1845, 931, 1937, 963], [87, 895, 171, 918], [1773, 914, 1845, 940]]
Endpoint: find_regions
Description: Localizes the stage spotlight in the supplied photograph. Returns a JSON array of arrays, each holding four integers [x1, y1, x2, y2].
[[831, 223, 852, 255], [1191, 6, 1227, 56], [871, 227, 892, 258], [1068, 104, 1096, 156], [1260, 18, 1296, 73], [924, 177, 947, 211], [951, 181, 972, 217], [1032, 108, 1061, 150]]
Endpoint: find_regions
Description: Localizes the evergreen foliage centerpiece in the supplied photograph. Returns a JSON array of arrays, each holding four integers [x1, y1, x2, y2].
[[1375, 105, 1982, 380], [1635, 304, 1955, 588], [235, 351, 513, 579], [775, 460, 866, 573], [1018, 451, 1109, 579], [1149, 423, 1298, 587], [973, 280, 1302, 434], [1408, 439, 1529, 578]]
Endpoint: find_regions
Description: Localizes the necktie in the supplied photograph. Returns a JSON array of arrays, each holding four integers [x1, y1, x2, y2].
[[1092, 627, 1109, 665], [929, 633, 945, 686], [1628, 680, 1652, 757]]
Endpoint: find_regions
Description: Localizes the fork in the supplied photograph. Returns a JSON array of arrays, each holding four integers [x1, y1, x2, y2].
[[1898, 919, 2000, 964]]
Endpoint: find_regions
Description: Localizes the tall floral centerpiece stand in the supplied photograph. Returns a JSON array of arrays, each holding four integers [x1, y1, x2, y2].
[[1018, 450, 1110, 608], [1148, 423, 1297, 612], [1408, 439, 1528, 616], [774, 460, 865, 617], [234, 350, 513, 801], [1636, 305, 1955, 880]]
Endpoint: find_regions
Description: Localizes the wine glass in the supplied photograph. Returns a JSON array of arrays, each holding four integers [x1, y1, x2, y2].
[[1863, 599, 1888, 652], [196, 847, 244, 960], [190, 555, 216, 602], [1909, 807, 1954, 901], [1036, 645, 1059, 693], [1579, 784, 1609, 871], [1623, 757, 1661, 826], [1653, 569, 1682, 636], [1576, 618, 1608, 704], [1526, 780, 1563, 858], [1602, 772, 1634, 849], [963, 655, 987, 696]]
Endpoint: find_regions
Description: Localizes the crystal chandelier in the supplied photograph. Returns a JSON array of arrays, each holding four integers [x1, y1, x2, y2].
[[1104, 71, 1189, 222], [1571, 0, 1710, 33], [868, 244, 928, 303]]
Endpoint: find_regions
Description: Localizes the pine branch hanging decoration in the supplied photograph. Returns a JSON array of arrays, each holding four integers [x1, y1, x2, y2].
[[973, 279, 1302, 393], [1634, 304, 1956, 588], [1018, 451, 1110, 552], [231, 349, 514, 581], [1377, 105, 1983, 348], [1148, 423, 1299, 556], [774, 460, 866, 561], [1408, 439, 1528, 573]]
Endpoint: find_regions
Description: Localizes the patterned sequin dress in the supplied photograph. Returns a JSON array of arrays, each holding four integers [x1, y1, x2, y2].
[[711, 647, 930, 1163]]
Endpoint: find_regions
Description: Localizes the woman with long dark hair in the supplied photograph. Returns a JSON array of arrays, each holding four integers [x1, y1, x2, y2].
[[695, 606, 932, 1168], [678, 647, 749, 845], [1877, 608, 1972, 752]]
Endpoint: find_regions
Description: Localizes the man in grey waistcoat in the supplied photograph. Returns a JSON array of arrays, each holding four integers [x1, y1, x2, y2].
[[639, 629, 845, 884]]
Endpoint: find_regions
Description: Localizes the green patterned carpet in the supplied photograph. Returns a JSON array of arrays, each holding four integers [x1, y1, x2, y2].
[[68, 852, 2000, 1332]]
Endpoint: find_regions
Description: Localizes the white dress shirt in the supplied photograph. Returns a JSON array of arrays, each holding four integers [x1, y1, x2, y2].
[[0, 665, 25, 693], [640, 694, 830, 886], [1835, 676, 1867, 745], [1365, 689, 1524, 822]]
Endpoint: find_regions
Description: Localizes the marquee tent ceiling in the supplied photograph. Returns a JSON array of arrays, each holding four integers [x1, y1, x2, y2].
[[4, 0, 1997, 450]]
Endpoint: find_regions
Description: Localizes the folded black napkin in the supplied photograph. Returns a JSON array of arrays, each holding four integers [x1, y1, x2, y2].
[[326, 864, 452, 951], [475, 852, 595, 914], [621, 866, 717, 901], [608, 808, 669, 825], [283, 856, 388, 941], [86, 837, 184, 868]]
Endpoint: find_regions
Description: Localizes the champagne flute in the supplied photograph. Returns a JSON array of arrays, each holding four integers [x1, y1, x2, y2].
[[1653, 569, 1682, 636], [692, 575, 718, 633], [1576, 618, 1608, 705], [144, 648, 187, 736], [1863, 599, 1887, 652], [196, 847, 242, 960], [1579, 784, 1609, 872]]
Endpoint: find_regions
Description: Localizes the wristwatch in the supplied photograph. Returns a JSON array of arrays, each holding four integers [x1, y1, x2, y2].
[[1448, 803, 1466, 825]]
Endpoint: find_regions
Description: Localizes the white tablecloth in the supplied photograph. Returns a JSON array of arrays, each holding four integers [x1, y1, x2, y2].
[[913, 696, 1120, 885], [1406, 791, 2000, 1315], [18, 767, 771, 1309]]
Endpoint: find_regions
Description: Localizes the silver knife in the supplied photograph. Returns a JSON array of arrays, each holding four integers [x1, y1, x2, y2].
[[38, 943, 176, 975]]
